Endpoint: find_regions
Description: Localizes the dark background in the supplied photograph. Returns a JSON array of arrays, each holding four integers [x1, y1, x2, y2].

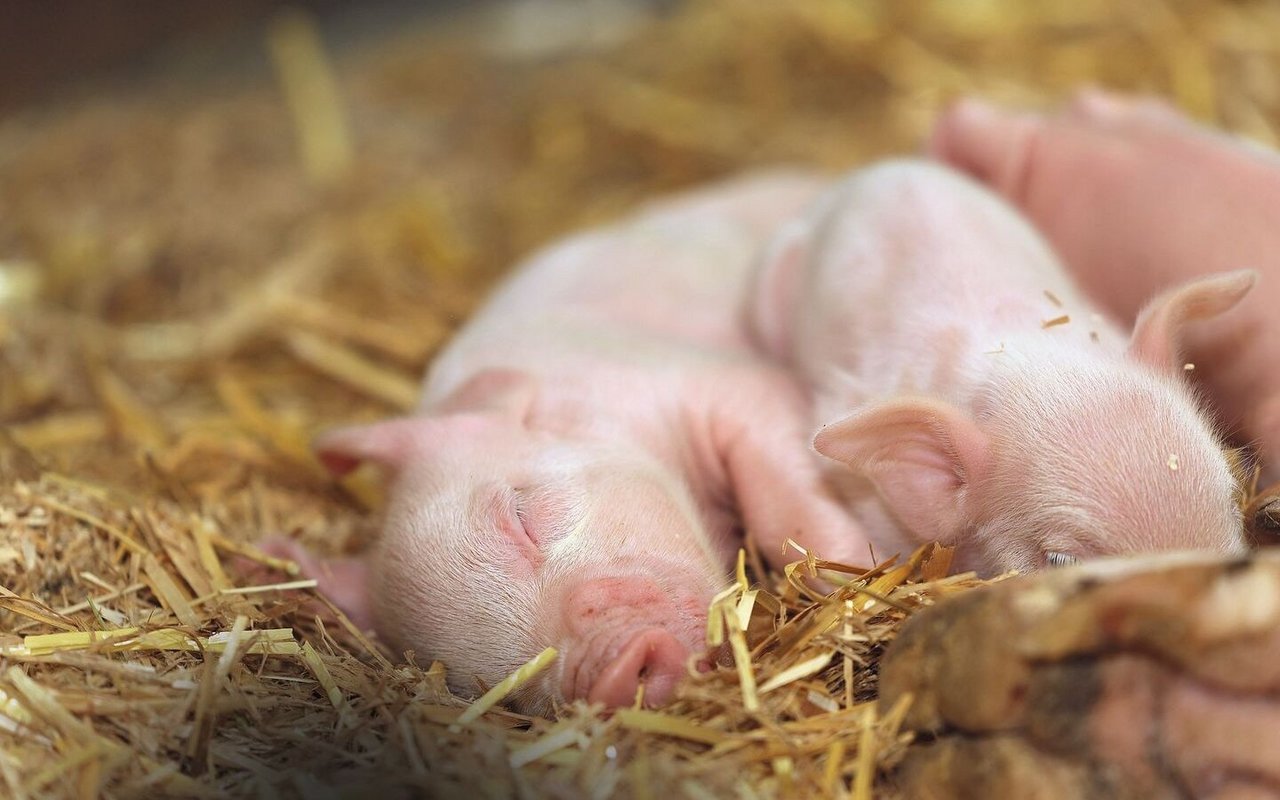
[[0, 1, 465, 110]]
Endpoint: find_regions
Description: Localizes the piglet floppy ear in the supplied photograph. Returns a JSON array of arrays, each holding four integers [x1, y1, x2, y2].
[[314, 369, 540, 477], [813, 398, 989, 545], [1129, 270, 1256, 371], [313, 418, 426, 477]]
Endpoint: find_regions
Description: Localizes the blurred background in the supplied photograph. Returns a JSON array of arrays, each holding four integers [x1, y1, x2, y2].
[[0, 1, 451, 111]]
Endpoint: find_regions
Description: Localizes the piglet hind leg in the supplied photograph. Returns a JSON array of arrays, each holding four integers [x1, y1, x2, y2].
[[928, 89, 1280, 300]]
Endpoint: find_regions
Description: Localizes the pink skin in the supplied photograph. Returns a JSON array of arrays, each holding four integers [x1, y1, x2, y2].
[[930, 88, 1280, 482], [275, 173, 870, 714], [559, 575, 700, 707], [751, 160, 1249, 577]]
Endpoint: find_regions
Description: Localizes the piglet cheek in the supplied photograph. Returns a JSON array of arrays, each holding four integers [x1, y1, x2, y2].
[[945, 536, 1003, 578]]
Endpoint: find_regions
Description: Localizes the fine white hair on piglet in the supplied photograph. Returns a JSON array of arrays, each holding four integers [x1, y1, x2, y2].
[[973, 348, 1243, 564], [757, 157, 1250, 577], [527, 445, 712, 571]]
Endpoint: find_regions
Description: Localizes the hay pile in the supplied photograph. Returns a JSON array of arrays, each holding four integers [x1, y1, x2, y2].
[[2, 0, 1278, 796]]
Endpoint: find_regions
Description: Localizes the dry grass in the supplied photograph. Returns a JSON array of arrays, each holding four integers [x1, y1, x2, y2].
[[2, 0, 1279, 796]]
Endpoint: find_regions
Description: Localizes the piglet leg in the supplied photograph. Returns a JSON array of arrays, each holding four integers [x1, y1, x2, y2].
[[704, 377, 874, 570]]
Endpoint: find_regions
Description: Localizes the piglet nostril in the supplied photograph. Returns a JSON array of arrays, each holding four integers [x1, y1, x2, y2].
[[586, 628, 688, 709]]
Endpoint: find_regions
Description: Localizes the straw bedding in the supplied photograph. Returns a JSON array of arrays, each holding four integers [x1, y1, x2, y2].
[[1, 1, 1278, 796]]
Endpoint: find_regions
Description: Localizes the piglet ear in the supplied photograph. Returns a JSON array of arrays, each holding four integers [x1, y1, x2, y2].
[[750, 219, 813, 360], [813, 398, 989, 545], [313, 418, 425, 477], [1129, 270, 1256, 371], [314, 370, 540, 477]]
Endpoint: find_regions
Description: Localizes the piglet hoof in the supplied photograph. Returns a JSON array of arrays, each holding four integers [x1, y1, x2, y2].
[[1063, 86, 1184, 129], [227, 536, 301, 586], [880, 550, 1280, 800]]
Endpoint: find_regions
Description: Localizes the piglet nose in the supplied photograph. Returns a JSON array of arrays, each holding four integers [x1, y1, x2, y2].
[[587, 628, 688, 709]]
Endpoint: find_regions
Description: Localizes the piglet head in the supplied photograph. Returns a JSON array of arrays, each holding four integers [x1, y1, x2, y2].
[[816, 382, 1245, 576], [311, 369, 728, 715], [815, 272, 1255, 576]]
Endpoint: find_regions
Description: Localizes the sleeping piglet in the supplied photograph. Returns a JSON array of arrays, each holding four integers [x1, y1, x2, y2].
[[752, 159, 1251, 576], [282, 173, 866, 714]]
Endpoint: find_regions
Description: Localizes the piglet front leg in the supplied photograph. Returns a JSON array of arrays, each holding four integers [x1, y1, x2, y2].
[[699, 372, 874, 570]]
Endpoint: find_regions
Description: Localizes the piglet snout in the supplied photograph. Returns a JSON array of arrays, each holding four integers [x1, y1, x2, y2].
[[586, 628, 688, 708], [563, 576, 704, 708], [566, 577, 666, 626]]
